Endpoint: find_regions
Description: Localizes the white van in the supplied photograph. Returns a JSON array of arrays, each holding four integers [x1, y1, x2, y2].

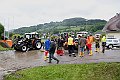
[[106, 38, 120, 49]]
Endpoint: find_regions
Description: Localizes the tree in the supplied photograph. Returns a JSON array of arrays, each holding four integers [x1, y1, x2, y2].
[[9, 32, 15, 39], [0, 23, 4, 39]]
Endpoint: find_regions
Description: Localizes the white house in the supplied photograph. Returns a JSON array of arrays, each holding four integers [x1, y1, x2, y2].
[[102, 13, 120, 39]]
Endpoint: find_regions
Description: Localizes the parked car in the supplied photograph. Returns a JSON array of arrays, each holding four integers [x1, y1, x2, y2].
[[106, 38, 120, 49]]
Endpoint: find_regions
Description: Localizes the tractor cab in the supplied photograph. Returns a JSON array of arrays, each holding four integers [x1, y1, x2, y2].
[[24, 32, 40, 39]]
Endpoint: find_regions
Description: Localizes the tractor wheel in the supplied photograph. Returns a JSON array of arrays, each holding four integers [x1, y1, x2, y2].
[[108, 44, 113, 49], [21, 45, 27, 52], [35, 41, 42, 50]]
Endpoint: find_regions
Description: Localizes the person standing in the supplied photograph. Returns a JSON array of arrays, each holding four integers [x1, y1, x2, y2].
[[101, 36, 106, 53], [68, 35, 76, 57], [56, 37, 65, 56], [86, 35, 93, 56], [79, 35, 86, 57], [95, 35, 101, 53], [48, 39, 59, 64], [44, 37, 51, 61], [57, 37, 61, 49]]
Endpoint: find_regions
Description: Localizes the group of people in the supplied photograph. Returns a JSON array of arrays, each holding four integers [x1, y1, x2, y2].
[[43, 34, 106, 64], [78, 34, 106, 57], [78, 35, 94, 57], [61, 34, 106, 57]]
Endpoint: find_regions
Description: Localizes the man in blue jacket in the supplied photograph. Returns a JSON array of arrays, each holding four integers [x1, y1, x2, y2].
[[44, 37, 51, 61], [48, 39, 59, 64]]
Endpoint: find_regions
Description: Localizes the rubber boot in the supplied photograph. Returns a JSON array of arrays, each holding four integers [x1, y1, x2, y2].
[[89, 50, 93, 56], [97, 48, 100, 53], [82, 52, 84, 57], [79, 52, 84, 57], [72, 53, 76, 57], [95, 48, 97, 52], [44, 56, 47, 61], [79, 52, 82, 57]]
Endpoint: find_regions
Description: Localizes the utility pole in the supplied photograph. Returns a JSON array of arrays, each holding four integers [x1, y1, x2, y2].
[[3, 18, 5, 40], [8, 18, 9, 39]]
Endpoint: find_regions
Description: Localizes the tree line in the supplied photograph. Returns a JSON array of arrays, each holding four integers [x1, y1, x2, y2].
[[12, 17, 107, 35]]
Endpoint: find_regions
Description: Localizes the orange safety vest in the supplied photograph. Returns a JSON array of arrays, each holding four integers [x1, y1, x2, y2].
[[86, 37, 92, 44], [89, 36, 94, 43]]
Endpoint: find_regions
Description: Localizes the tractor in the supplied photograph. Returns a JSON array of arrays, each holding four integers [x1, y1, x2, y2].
[[13, 32, 42, 52]]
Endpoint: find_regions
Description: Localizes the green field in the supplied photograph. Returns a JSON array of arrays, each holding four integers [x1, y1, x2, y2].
[[4, 63, 120, 80]]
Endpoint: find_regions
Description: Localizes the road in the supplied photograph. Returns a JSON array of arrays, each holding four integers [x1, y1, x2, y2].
[[0, 47, 120, 80]]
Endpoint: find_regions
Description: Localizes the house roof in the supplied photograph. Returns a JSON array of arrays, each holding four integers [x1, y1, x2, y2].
[[102, 13, 120, 32]]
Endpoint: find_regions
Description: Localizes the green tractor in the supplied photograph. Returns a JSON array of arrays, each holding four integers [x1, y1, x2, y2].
[[13, 32, 42, 52]]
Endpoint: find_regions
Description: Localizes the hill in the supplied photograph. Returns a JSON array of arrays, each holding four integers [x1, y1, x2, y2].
[[12, 17, 107, 35]]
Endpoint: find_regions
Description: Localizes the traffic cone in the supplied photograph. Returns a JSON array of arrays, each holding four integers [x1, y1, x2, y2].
[[89, 50, 93, 56]]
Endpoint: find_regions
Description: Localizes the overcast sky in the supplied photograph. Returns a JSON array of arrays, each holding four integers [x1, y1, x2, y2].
[[0, 0, 120, 30]]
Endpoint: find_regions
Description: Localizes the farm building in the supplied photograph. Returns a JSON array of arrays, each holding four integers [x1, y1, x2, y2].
[[103, 13, 120, 39]]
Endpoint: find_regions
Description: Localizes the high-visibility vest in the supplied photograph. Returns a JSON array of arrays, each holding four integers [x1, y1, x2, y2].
[[89, 36, 94, 43], [101, 36, 106, 42], [68, 37, 74, 45], [86, 37, 92, 44], [86, 38, 90, 44]]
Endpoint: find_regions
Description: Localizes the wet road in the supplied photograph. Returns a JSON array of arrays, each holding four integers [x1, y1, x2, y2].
[[0, 47, 120, 80], [0, 50, 47, 71]]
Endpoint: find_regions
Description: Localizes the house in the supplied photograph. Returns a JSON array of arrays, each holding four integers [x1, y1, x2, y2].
[[102, 13, 120, 39]]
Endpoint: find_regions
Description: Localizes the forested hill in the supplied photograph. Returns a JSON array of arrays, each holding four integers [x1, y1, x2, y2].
[[13, 17, 107, 34]]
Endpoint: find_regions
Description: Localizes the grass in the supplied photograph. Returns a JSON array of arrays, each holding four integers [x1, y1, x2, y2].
[[0, 45, 14, 51], [4, 62, 120, 80]]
